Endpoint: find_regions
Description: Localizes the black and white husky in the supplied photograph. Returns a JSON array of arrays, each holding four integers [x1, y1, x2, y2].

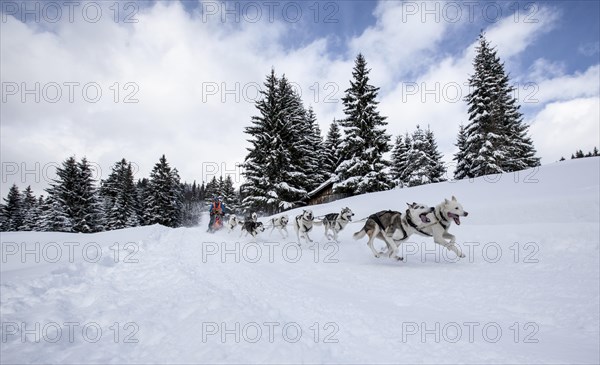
[[294, 209, 315, 245], [239, 220, 265, 238], [244, 212, 258, 223], [322, 207, 354, 242], [269, 215, 289, 238]]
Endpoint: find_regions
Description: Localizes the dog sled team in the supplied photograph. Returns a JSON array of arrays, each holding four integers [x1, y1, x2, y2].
[[208, 194, 469, 261]]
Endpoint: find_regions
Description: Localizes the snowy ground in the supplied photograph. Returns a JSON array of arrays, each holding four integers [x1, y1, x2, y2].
[[1, 158, 599, 364]]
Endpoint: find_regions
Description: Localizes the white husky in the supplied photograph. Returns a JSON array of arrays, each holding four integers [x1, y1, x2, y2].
[[419, 196, 469, 258], [294, 209, 315, 245], [269, 215, 289, 238], [226, 214, 239, 233]]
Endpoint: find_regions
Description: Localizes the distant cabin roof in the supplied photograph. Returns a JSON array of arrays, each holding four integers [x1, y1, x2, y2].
[[307, 177, 336, 199]]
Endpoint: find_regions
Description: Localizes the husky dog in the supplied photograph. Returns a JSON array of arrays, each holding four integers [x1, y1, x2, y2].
[[269, 215, 289, 238], [240, 221, 265, 238], [244, 212, 258, 223], [353, 204, 435, 261], [294, 210, 315, 245], [226, 214, 239, 233], [322, 207, 354, 242], [415, 196, 469, 258]]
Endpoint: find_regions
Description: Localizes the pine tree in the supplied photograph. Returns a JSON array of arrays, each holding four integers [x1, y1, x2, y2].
[[243, 69, 280, 214], [405, 126, 431, 187], [456, 33, 540, 179], [43, 156, 102, 232], [135, 178, 150, 226], [334, 54, 392, 195], [594, 147, 599, 156], [72, 157, 102, 233], [0, 203, 5, 230], [453, 125, 471, 180], [323, 119, 343, 178], [204, 176, 220, 205], [221, 175, 241, 213], [199, 181, 206, 202], [274, 75, 311, 210], [40, 195, 72, 232], [1, 184, 23, 231], [243, 69, 329, 213], [302, 106, 327, 189], [143, 155, 183, 227], [390, 134, 411, 188], [101, 159, 139, 230], [494, 58, 540, 171], [394, 126, 447, 187], [44, 157, 79, 232], [243, 70, 315, 213], [424, 127, 447, 183], [19, 186, 40, 231]]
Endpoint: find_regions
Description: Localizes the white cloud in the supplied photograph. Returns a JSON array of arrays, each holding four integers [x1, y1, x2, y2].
[[578, 41, 600, 57], [485, 5, 559, 60], [533, 64, 600, 104], [528, 58, 566, 81], [529, 98, 600, 162]]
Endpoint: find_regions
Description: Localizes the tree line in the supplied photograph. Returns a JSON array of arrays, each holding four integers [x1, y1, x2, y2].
[[0, 155, 242, 232], [560, 147, 599, 161]]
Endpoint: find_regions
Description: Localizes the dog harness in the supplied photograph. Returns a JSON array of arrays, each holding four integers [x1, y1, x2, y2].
[[369, 211, 409, 241], [296, 216, 312, 232], [405, 209, 433, 237], [433, 207, 450, 230], [325, 213, 349, 231]]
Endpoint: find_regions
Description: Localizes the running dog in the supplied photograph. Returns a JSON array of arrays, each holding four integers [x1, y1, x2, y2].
[[353, 204, 435, 261], [226, 214, 239, 233], [239, 220, 265, 238], [322, 207, 354, 242], [269, 215, 289, 238], [294, 209, 315, 245], [417, 196, 469, 258], [245, 212, 258, 222]]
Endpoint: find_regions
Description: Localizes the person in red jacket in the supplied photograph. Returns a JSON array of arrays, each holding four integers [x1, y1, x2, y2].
[[208, 195, 229, 232]]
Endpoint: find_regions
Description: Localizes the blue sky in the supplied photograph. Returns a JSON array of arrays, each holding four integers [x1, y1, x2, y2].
[[1, 0, 599, 194]]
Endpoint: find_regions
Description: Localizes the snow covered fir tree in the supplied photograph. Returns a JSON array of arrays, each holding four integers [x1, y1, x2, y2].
[[334, 53, 392, 195], [454, 33, 540, 179], [391, 126, 447, 187], [40, 156, 103, 233], [241, 69, 326, 214], [323, 119, 343, 178], [100, 158, 140, 230], [0, 184, 24, 231], [143, 155, 184, 228]]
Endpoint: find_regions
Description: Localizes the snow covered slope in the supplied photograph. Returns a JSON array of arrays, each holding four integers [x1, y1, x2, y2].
[[2, 158, 599, 364]]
